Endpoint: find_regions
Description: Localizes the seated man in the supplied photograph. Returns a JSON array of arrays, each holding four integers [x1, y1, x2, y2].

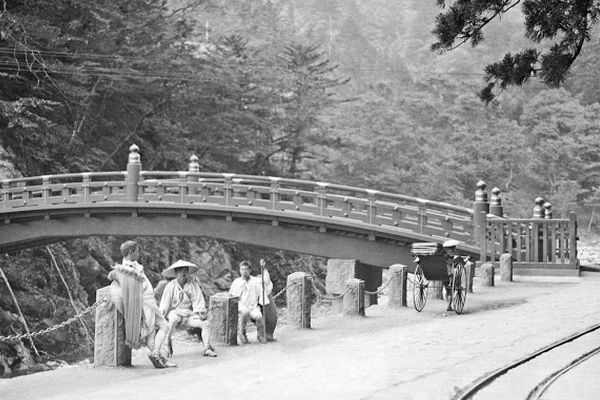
[[159, 260, 217, 357], [108, 240, 173, 368], [229, 260, 267, 344]]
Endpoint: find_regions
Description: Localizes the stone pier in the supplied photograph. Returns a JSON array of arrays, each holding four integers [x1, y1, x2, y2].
[[326, 259, 382, 310]]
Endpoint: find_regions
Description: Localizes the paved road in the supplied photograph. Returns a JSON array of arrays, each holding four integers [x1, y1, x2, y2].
[[2, 272, 599, 400]]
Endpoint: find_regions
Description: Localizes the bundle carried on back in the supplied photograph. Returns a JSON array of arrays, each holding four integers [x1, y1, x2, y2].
[[108, 264, 145, 349], [411, 242, 444, 257]]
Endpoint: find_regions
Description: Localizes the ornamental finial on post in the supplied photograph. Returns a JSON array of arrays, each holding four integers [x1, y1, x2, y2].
[[475, 181, 488, 203], [188, 154, 199, 173], [126, 144, 141, 202], [533, 197, 545, 219], [489, 187, 503, 217], [543, 201, 553, 219], [128, 144, 140, 164]]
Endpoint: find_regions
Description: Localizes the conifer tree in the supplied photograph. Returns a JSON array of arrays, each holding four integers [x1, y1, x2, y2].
[[431, 0, 600, 103]]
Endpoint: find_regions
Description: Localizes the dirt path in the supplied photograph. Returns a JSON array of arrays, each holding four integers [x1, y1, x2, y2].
[[2, 272, 599, 400]]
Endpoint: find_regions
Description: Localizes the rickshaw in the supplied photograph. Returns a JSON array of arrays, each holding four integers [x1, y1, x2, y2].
[[410, 240, 468, 314]]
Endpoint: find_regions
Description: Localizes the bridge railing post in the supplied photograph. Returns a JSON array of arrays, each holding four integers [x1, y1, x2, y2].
[[187, 154, 199, 195], [489, 187, 503, 217], [316, 183, 327, 216], [568, 211, 578, 269], [126, 144, 141, 202], [82, 173, 91, 204], [1, 180, 7, 209], [42, 176, 50, 206], [479, 211, 488, 262], [419, 203, 428, 234], [223, 174, 234, 206], [269, 177, 280, 211], [533, 197, 544, 262], [473, 181, 489, 245], [366, 190, 378, 225]]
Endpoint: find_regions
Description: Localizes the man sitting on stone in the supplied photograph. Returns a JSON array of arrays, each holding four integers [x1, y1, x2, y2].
[[229, 260, 268, 344], [108, 240, 173, 368], [159, 260, 217, 358]]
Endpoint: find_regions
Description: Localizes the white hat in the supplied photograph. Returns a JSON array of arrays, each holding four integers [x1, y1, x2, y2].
[[162, 260, 200, 279], [443, 239, 461, 248]]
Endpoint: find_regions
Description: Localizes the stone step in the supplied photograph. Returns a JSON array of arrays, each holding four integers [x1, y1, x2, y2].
[[513, 268, 580, 277]]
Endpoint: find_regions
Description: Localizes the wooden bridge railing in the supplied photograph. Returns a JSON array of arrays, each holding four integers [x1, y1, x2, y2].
[[0, 145, 579, 271], [479, 213, 578, 270], [0, 145, 478, 247]]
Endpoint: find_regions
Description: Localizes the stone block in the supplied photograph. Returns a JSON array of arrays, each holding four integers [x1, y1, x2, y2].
[[500, 253, 513, 282], [388, 264, 407, 308], [209, 292, 238, 345], [481, 263, 495, 287], [343, 278, 365, 317], [326, 259, 359, 295], [94, 286, 131, 367], [465, 260, 475, 293], [286, 272, 312, 328]]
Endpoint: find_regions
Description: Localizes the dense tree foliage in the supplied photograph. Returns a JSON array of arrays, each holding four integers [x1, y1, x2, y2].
[[2, 0, 600, 373], [431, 0, 600, 103]]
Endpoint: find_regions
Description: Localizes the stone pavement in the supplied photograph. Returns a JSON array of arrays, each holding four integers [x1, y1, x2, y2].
[[2, 271, 600, 400]]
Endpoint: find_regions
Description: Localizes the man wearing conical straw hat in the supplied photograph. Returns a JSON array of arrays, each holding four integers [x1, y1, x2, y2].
[[159, 260, 217, 358]]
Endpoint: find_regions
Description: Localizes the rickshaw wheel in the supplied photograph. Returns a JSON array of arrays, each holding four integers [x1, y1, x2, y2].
[[451, 263, 467, 314], [413, 264, 428, 312]]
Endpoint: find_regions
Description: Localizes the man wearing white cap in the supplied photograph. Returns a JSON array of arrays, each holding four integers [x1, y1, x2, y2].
[[159, 260, 217, 358]]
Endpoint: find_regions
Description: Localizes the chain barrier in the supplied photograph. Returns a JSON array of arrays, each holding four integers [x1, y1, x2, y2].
[[364, 270, 401, 296], [272, 280, 298, 300], [309, 278, 351, 302], [0, 299, 106, 342]]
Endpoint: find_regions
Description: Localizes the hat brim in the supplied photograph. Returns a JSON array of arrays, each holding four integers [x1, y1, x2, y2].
[[162, 260, 200, 279]]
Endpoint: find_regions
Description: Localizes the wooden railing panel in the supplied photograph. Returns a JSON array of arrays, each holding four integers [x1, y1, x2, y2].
[[484, 218, 576, 267]]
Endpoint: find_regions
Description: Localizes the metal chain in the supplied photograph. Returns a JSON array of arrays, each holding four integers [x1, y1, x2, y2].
[[0, 299, 106, 342], [309, 278, 351, 302], [364, 270, 401, 295], [272, 280, 297, 300]]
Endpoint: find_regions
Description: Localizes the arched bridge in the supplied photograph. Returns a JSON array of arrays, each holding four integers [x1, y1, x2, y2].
[[0, 146, 578, 275], [0, 146, 481, 268]]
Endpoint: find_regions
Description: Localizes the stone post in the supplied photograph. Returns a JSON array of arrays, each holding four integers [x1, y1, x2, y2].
[[500, 253, 513, 282], [126, 144, 141, 202], [326, 259, 359, 313], [543, 202, 553, 219], [286, 272, 312, 328], [187, 154, 200, 195], [387, 264, 407, 308], [473, 181, 489, 244], [465, 259, 475, 293], [343, 278, 365, 316], [94, 286, 131, 367], [208, 293, 238, 345], [481, 263, 495, 287]]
